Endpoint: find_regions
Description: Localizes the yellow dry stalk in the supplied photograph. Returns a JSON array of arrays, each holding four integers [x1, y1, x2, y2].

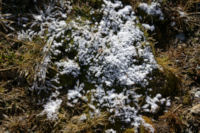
[[142, 116, 154, 126], [63, 112, 108, 133], [180, 0, 199, 11], [156, 55, 178, 74], [0, 32, 45, 83], [1, 116, 27, 132], [159, 111, 183, 131], [178, 0, 200, 28], [17, 40, 45, 83], [123, 128, 135, 133]]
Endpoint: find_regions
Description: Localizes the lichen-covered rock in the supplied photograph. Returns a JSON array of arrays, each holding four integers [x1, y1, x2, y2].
[[17, 0, 178, 131]]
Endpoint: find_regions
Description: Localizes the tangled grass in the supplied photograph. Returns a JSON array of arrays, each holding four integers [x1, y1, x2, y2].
[[0, 0, 199, 132]]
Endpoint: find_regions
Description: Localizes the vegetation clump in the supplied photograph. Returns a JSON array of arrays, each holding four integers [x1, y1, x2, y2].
[[0, 0, 199, 132]]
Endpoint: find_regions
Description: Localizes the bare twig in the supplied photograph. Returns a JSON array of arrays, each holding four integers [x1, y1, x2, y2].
[[172, 104, 183, 113]]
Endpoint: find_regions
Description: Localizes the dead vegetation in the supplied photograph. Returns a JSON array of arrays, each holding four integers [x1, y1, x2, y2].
[[152, 1, 200, 132], [0, 0, 200, 132], [126, 0, 200, 132], [161, 0, 200, 31], [134, 0, 200, 49], [62, 113, 108, 133], [0, 32, 45, 84]]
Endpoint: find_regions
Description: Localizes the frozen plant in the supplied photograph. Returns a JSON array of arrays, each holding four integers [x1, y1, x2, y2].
[[139, 2, 164, 20], [17, 0, 171, 132]]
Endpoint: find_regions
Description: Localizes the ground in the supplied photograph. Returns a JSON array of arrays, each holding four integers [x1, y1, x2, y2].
[[0, 0, 200, 132]]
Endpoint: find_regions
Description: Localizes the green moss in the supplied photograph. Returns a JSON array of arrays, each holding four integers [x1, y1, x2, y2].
[[124, 128, 135, 133], [68, 0, 103, 24], [146, 68, 180, 98], [136, 4, 179, 97], [182, 94, 191, 105], [139, 125, 146, 133], [73, 4, 91, 17], [71, 0, 103, 9]]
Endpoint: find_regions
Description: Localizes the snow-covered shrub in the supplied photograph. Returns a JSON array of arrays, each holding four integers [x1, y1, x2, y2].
[[17, 0, 179, 132]]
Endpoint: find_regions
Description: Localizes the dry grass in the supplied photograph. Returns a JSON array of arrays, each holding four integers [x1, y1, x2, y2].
[[158, 111, 184, 133], [67, 0, 103, 24], [0, 32, 45, 84], [0, 16, 14, 32], [161, 0, 200, 32], [62, 113, 108, 133], [0, 0, 199, 132], [156, 53, 179, 74], [0, 113, 58, 132], [139, 116, 155, 133], [156, 31, 200, 86], [1, 115, 28, 132], [154, 21, 200, 133]]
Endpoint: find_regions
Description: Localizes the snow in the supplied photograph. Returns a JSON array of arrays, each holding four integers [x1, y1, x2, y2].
[[178, 10, 186, 17], [195, 91, 200, 98], [41, 91, 62, 120], [79, 114, 87, 121], [143, 94, 163, 113], [70, 0, 158, 87], [56, 60, 80, 77], [17, 0, 171, 131], [105, 129, 117, 133], [139, 2, 164, 20], [43, 98, 62, 120], [166, 99, 171, 107], [67, 81, 84, 105], [171, 21, 176, 27], [142, 24, 155, 31]]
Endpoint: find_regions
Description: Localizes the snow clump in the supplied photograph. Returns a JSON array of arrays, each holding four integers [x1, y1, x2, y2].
[[17, 0, 170, 131], [139, 2, 164, 20]]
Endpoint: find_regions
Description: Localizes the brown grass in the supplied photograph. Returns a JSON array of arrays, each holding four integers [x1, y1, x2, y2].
[[159, 111, 184, 133], [0, 31, 45, 84], [161, 0, 200, 32], [62, 112, 108, 133]]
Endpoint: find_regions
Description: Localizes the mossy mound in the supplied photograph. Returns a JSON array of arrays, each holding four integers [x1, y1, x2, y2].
[[0, 0, 183, 132]]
